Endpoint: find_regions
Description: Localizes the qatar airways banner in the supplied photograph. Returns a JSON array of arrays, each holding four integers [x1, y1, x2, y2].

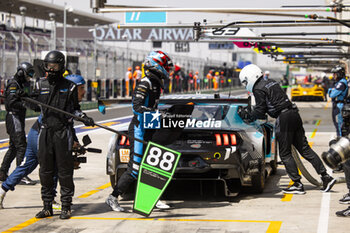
[[57, 26, 194, 41]]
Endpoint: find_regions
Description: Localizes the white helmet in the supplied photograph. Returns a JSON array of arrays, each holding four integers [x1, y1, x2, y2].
[[239, 64, 263, 92]]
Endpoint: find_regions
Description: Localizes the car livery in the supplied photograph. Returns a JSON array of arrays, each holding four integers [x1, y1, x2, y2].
[[106, 94, 278, 196]]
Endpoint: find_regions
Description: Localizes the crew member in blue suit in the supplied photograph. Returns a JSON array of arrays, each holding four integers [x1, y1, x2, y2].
[[106, 50, 173, 212], [328, 65, 348, 137]]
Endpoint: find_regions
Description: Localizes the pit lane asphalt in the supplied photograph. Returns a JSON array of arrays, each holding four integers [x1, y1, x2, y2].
[[0, 92, 349, 233]]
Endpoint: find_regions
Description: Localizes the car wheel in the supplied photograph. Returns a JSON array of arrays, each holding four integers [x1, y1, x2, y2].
[[109, 168, 126, 189], [110, 175, 117, 189], [251, 162, 266, 194]]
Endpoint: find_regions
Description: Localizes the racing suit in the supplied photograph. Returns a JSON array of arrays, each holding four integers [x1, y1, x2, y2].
[[111, 71, 161, 197], [0, 78, 27, 178], [35, 77, 83, 207], [250, 78, 328, 182], [329, 78, 348, 137]]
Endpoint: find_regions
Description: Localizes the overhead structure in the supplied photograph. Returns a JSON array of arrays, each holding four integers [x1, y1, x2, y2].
[[0, 0, 116, 26], [90, 2, 350, 71]]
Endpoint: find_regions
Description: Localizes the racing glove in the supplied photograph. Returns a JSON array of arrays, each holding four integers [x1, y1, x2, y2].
[[82, 114, 95, 127], [15, 89, 29, 98], [237, 106, 253, 123]]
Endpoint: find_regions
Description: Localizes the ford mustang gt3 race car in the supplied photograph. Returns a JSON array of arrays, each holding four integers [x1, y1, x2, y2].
[[291, 83, 325, 101], [106, 94, 278, 196]]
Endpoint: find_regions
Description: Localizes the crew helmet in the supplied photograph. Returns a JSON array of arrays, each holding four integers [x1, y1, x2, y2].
[[65, 74, 86, 86], [239, 64, 263, 92], [331, 65, 345, 78], [16, 62, 34, 82], [43, 50, 65, 74], [143, 50, 173, 79]]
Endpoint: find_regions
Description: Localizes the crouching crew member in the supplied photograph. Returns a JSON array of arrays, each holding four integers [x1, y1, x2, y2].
[[238, 64, 336, 194]]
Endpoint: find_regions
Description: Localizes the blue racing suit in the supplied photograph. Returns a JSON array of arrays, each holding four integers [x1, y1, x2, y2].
[[1, 114, 79, 192], [1, 116, 42, 191], [111, 71, 162, 197], [329, 78, 348, 136]]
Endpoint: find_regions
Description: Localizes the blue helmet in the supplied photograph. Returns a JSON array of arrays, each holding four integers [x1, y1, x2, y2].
[[65, 74, 86, 86], [143, 50, 173, 79]]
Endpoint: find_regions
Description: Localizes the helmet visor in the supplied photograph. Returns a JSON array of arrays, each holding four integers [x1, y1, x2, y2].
[[27, 70, 34, 78], [45, 62, 61, 72], [165, 60, 174, 73]]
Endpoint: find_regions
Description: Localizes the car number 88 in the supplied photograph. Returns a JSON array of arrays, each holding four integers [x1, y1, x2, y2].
[[146, 147, 175, 171]]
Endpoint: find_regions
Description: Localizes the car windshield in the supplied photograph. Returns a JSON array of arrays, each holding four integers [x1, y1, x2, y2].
[[301, 84, 314, 88], [190, 105, 230, 121]]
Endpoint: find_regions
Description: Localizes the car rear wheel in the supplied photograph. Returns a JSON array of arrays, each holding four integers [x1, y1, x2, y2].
[[109, 168, 126, 189], [251, 162, 266, 193]]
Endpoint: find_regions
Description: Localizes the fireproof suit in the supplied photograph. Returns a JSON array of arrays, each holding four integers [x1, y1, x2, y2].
[[329, 78, 348, 136], [0, 78, 27, 176], [250, 78, 327, 182], [35, 77, 83, 206], [112, 71, 162, 197]]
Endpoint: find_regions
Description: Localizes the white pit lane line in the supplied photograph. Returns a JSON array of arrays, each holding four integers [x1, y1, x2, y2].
[[317, 168, 332, 233]]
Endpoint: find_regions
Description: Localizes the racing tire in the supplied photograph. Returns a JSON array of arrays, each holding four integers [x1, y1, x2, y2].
[[110, 175, 117, 189], [291, 146, 322, 187], [251, 161, 266, 194], [109, 168, 126, 189]]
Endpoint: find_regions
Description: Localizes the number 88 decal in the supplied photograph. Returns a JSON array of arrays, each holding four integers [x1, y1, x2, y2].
[[146, 147, 175, 171]]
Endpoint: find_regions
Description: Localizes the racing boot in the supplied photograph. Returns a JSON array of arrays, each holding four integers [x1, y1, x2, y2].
[[321, 174, 336, 192], [35, 202, 53, 218], [19, 176, 37, 185], [60, 205, 71, 220], [105, 194, 125, 212], [336, 206, 350, 217], [339, 193, 350, 205], [155, 200, 170, 209], [282, 181, 306, 194]]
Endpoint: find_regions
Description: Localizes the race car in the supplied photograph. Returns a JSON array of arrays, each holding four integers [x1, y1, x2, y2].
[[291, 83, 325, 101], [106, 94, 278, 196]]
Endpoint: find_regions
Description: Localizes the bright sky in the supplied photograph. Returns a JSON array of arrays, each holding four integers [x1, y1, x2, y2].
[[41, 0, 336, 36]]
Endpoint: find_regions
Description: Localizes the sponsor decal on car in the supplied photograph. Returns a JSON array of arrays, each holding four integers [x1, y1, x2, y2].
[[119, 149, 130, 163]]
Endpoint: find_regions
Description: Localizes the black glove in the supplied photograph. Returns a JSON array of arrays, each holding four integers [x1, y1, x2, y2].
[[15, 89, 28, 98], [237, 106, 253, 123], [82, 115, 95, 127]]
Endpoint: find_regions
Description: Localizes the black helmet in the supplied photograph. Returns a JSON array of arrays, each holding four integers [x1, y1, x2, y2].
[[44, 50, 65, 73], [44, 50, 65, 84], [331, 65, 345, 79], [16, 62, 34, 83]]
